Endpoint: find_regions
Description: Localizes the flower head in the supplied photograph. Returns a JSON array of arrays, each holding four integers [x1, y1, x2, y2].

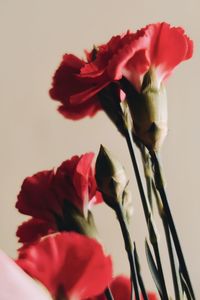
[[16, 153, 102, 245], [16, 232, 113, 300], [116, 22, 193, 150], [49, 23, 193, 150], [95, 145, 133, 221]]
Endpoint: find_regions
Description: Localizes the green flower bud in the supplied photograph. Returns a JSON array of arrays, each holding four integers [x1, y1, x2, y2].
[[95, 145, 128, 205]]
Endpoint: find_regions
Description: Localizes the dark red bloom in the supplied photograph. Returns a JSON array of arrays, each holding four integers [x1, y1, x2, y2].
[[16, 218, 57, 244], [16, 232, 113, 300], [88, 275, 158, 300], [49, 54, 109, 119], [49, 22, 193, 120], [16, 153, 102, 244], [16, 170, 61, 221]]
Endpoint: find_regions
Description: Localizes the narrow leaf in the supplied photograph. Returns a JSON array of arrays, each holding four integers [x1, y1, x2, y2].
[[145, 239, 163, 297], [180, 272, 193, 300]]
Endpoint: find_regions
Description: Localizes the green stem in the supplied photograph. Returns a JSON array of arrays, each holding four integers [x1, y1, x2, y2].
[[105, 288, 114, 300], [134, 243, 149, 300], [146, 175, 153, 210], [125, 129, 168, 300], [125, 130, 149, 221], [115, 203, 140, 300], [140, 145, 153, 210], [151, 179, 182, 300], [163, 216, 182, 300], [141, 148, 182, 300], [151, 151, 195, 300]]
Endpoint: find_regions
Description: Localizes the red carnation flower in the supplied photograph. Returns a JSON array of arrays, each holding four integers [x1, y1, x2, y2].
[[49, 34, 132, 120], [16, 232, 113, 300], [49, 22, 193, 121], [80, 22, 193, 92], [16, 153, 102, 244]]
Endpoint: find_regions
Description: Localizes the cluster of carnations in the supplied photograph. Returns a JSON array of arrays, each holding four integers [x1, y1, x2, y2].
[[0, 22, 195, 300], [1, 153, 157, 300]]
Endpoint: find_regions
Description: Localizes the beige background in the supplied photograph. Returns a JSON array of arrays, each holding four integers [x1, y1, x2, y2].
[[0, 0, 199, 298]]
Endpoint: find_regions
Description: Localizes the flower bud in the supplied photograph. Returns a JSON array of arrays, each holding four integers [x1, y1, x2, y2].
[[95, 145, 128, 205], [127, 68, 168, 151]]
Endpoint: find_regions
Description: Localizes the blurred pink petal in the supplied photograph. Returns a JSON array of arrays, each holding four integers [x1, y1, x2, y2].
[[0, 249, 51, 300]]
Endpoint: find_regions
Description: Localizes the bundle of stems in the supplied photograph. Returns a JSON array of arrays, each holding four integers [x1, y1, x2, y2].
[[96, 97, 195, 300]]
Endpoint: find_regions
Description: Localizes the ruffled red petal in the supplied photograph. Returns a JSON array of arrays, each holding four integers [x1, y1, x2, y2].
[[16, 232, 113, 299], [57, 96, 101, 120], [73, 152, 94, 201], [49, 54, 105, 119], [107, 30, 148, 82], [16, 170, 62, 221], [119, 22, 193, 89], [16, 218, 57, 244], [81, 35, 124, 78], [146, 22, 193, 81], [16, 153, 101, 224], [50, 54, 84, 101], [54, 153, 101, 213]]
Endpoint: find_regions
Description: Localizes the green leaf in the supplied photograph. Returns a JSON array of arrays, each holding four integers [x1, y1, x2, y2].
[[145, 239, 163, 297], [180, 272, 193, 300]]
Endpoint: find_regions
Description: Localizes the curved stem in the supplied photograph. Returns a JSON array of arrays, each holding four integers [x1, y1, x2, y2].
[[134, 243, 149, 300], [151, 179, 182, 300], [140, 145, 153, 210], [163, 216, 182, 300], [115, 203, 140, 300], [125, 130, 149, 221]]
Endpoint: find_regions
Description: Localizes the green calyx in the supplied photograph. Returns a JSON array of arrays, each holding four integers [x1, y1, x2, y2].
[[54, 201, 98, 240], [128, 68, 168, 151]]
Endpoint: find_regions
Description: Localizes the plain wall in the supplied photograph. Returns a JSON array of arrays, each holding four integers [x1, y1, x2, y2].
[[0, 0, 199, 297]]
